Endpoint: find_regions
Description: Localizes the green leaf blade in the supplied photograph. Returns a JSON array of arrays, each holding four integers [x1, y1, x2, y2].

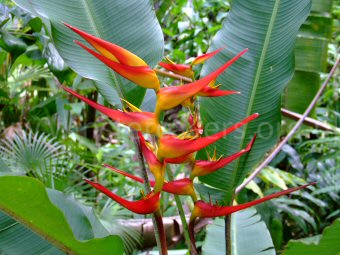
[[202, 208, 275, 255], [283, 219, 340, 255], [0, 176, 124, 255]]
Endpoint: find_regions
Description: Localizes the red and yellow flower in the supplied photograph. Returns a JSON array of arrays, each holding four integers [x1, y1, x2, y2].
[[62, 86, 162, 137], [84, 179, 160, 214], [157, 113, 259, 160], [65, 23, 160, 91]]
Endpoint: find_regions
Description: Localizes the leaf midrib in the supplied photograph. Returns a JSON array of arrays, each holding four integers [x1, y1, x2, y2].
[[230, 0, 281, 193]]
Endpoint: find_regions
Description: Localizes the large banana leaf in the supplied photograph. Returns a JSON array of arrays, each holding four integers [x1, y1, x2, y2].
[[202, 208, 275, 255], [13, 0, 164, 106], [198, 0, 311, 200], [0, 176, 124, 255], [283, 218, 340, 255]]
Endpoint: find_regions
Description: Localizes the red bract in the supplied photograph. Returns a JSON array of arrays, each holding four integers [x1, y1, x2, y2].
[[105, 165, 197, 200], [190, 134, 256, 179], [159, 62, 194, 79], [84, 179, 160, 214], [190, 183, 315, 219], [62, 86, 162, 137], [191, 48, 223, 66], [157, 113, 259, 159], [65, 23, 160, 91], [159, 48, 223, 79], [197, 80, 240, 97], [155, 49, 248, 118], [138, 132, 166, 192], [188, 182, 316, 252]]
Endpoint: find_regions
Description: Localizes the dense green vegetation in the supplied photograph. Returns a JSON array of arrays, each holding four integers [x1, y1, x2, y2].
[[0, 0, 339, 254]]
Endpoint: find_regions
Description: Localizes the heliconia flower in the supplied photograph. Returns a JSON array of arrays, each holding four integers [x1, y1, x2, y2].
[[157, 113, 259, 160], [138, 132, 166, 192], [197, 80, 240, 97], [65, 23, 160, 91], [62, 86, 162, 137], [188, 182, 316, 252], [155, 49, 248, 118], [159, 59, 194, 79], [104, 165, 197, 201], [190, 134, 256, 179], [84, 179, 160, 214]]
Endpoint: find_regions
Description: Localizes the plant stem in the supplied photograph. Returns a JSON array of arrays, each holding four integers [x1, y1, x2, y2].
[[225, 194, 234, 255], [281, 108, 339, 132], [154, 68, 192, 83], [131, 130, 168, 255], [235, 57, 340, 194], [225, 214, 232, 255], [167, 165, 192, 253]]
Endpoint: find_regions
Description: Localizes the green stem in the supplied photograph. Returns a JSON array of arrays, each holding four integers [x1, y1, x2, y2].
[[132, 130, 167, 255], [225, 196, 234, 255], [167, 165, 192, 253], [225, 214, 232, 255]]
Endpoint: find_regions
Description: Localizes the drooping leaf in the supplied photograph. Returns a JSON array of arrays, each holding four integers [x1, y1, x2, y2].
[[283, 218, 340, 255], [198, 0, 311, 200], [0, 176, 124, 255], [202, 208, 275, 255], [14, 0, 164, 106]]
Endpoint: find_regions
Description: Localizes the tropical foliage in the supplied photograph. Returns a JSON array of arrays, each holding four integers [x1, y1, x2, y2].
[[0, 0, 339, 255]]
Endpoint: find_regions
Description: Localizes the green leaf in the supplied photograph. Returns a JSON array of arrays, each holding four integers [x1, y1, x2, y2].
[[202, 208, 275, 255], [283, 71, 320, 115], [15, 0, 164, 106], [283, 218, 340, 255], [294, 37, 329, 73], [198, 0, 311, 200], [283, 5, 333, 118], [0, 211, 64, 255], [46, 189, 95, 241], [0, 30, 27, 60], [0, 176, 124, 255], [311, 0, 333, 13]]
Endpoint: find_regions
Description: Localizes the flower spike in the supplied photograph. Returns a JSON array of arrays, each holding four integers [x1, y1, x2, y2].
[[157, 113, 259, 159], [190, 134, 256, 179], [84, 179, 160, 214], [65, 23, 160, 91], [62, 86, 162, 137], [188, 182, 316, 252], [155, 48, 248, 118], [104, 165, 197, 201]]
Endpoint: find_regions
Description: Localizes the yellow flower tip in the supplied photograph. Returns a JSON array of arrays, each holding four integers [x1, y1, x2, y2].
[[120, 98, 142, 113]]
